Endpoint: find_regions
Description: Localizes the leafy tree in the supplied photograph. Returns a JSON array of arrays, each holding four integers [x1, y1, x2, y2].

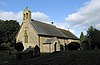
[[87, 26, 96, 39], [90, 29, 100, 49], [0, 20, 20, 45], [0, 43, 8, 50], [86, 26, 100, 49], [80, 32, 85, 48]]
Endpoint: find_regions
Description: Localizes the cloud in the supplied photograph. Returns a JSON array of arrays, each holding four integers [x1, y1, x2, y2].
[[0, 11, 52, 24], [32, 12, 51, 23], [65, 0, 100, 30], [54, 22, 76, 35], [0, 11, 23, 24]]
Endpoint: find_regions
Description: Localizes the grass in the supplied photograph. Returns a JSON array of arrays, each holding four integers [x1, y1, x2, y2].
[[1, 50, 100, 65], [0, 51, 16, 64]]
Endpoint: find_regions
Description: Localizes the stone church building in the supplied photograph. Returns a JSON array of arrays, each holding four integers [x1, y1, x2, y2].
[[16, 7, 79, 53]]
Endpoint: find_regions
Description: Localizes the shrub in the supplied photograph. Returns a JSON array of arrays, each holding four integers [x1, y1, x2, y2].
[[67, 42, 80, 50], [34, 45, 40, 57], [82, 41, 90, 50], [0, 43, 10, 50], [14, 42, 24, 51], [0, 44, 8, 50], [60, 44, 64, 51]]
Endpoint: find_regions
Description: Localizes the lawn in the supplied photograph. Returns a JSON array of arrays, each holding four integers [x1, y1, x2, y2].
[[0, 51, 16, 64], [0, 50, 100, 65]]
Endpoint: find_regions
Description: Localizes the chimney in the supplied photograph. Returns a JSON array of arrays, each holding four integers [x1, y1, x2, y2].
[[51, 22, 54, 25]]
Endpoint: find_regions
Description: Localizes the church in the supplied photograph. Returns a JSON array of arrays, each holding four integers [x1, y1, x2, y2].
[[16, 7, 79, 53]]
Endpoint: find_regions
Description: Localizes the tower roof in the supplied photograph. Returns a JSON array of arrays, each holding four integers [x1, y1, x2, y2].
[[24, 6, 31, 12]]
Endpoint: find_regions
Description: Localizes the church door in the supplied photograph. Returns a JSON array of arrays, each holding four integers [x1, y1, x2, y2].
[[54, 42, 57, 52]]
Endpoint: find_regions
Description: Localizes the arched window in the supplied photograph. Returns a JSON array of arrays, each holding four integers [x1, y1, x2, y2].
[[24, 14, 25, 20], [26, 13, 28, 19], [24, 30, 28, 43]]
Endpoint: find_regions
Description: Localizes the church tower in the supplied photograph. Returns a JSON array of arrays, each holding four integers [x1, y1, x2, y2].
[[23, 7, 31, 22]]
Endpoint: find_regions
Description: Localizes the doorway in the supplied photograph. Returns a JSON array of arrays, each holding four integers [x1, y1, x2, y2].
[[54, 42, 57, 52]]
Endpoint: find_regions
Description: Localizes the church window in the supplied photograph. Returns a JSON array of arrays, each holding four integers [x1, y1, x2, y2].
[[24, 30, 28, 43], [26, 13, 28, 19], [24, 14, 25, 20]]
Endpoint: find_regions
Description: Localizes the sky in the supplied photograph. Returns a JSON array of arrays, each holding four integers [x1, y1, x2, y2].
[[0, 0, 100, 37]]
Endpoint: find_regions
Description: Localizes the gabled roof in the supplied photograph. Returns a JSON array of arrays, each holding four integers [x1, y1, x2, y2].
[[30, 19, 78, 40], [58, 28, 79, 40], [31, 19, 66, 38]]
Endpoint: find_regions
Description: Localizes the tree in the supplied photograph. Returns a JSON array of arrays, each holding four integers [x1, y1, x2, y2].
[[87, 26, 96, 39], [90, 29, 100, 49], [80, 32, 85, 48], [86, 26, 100, 49], [0, 20, 20, 45]]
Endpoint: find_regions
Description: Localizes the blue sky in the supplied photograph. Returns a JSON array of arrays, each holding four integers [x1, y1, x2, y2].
[[0, 0, 88, 19], [0, 0, 100, 37]]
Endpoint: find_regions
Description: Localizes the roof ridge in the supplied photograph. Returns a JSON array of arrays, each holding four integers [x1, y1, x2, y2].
[[31, 19, 54, 26]]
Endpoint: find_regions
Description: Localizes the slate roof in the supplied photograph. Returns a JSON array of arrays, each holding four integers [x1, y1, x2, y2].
[[58, 28, 78, 40], [30, 19, 78, 40]]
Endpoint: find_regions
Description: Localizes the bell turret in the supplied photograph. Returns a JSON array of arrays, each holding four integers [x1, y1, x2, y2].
[[23, 6, 31, 22]]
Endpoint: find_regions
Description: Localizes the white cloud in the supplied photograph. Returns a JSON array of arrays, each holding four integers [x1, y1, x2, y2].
[[32, 12, 51, 23], [0, 11, 23, 24], [95, 24, 100, 29], [0, 11, 52, 24], [65, 0, 100, 31], [54, 22, 76, 36]]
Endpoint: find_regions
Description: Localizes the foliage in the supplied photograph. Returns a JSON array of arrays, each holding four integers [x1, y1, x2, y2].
[[0, 20, 20, 45], [90, 29, 100, 49], [67, 42, 80, 50], [14, 42, 24, 51], [0, 43, 8, 50], [86, 26, 100, 49], [82, 41, 90, 50], [0, 43, 15, 55], [87, 26, 96, 38], [60, 44, 64, 51], [80, 32, 85, 44], [0, 43, 12, 50]]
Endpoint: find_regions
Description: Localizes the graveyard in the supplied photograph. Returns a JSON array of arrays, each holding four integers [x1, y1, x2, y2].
[[0, 50, 100, 65]]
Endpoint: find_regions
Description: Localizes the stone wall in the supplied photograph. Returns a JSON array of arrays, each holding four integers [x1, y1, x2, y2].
[[16, 21, 38, 50], [39, 36, 52, 53]]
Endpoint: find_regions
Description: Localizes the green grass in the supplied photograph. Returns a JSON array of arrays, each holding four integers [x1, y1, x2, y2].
[[0, 51, 16, 64], [1, 50, 100, 65]]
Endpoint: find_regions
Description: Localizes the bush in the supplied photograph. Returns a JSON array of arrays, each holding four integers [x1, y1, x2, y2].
[[34, 45, 40, 57], [67, 42, 80, 50], [14, 42, 24, 51], [60, 44, 64, 51], [0, 45, 8, 50], [0, 43, 10, 50], [82, 41, 90, 50]]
